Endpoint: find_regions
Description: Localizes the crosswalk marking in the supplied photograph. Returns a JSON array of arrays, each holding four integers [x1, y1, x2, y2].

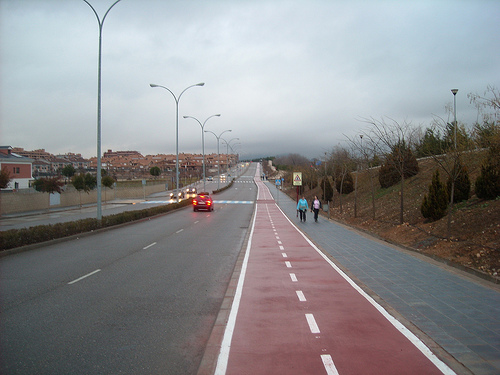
[[140, 200, 254, 205]]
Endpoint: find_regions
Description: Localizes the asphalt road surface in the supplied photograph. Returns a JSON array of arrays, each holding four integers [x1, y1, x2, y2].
[[0, 166, 258, 374]]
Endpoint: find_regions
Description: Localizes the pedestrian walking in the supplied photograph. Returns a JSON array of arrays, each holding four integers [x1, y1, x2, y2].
[[297, 196, 309, 222], [311, 195, 321, 222]]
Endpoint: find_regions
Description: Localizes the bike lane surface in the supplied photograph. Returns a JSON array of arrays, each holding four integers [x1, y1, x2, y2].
[[214, 174, 455, 374]]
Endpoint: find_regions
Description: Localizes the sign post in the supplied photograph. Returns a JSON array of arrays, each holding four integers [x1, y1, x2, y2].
[[293, 172, 302, 215]]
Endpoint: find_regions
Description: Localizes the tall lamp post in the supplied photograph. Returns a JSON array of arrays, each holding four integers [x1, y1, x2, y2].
[[82, 0, 122, 221], [222, 137, 239, 174], [150, 82, 205, 202], [451, 89, 458, 149], [205, 129, 232, 190], [183, 114, 221, 192]]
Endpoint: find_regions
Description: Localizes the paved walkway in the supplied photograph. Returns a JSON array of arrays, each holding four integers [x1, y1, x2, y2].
[[262, 183, 500, 375]]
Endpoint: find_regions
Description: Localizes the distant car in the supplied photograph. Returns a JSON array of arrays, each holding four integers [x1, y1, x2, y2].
[[207, 176, 213, 181], [185, 187, 197, 198], [170, 191, 184, 200], [192, 192, 214, 212]]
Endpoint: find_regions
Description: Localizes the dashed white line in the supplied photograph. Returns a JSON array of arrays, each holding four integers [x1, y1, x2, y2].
[[321, 354, 340, 375], [68, 269, 101, 285], [176, 229, 184, 234], [296, 290, 306, 302], [282, 253, 288, 258], [285, 261, 292, 268], [279, 245, 285, 250], [143, 242, 157, 250], [290, 273, 298, 282], [277, 240, 282, 245], [305, 313, 320, 333]]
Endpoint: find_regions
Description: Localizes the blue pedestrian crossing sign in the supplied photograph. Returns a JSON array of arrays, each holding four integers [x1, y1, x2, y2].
[[293, 172, 302, 186]]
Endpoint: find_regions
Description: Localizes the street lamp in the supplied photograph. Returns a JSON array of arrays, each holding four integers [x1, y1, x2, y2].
[[82, 0, 122, 221], [150, 82, 205, 202], [183, 114, 221, 192], [221, 137, 239, 173], [204, 129, 232, 190], [451, 89, 458, 149]]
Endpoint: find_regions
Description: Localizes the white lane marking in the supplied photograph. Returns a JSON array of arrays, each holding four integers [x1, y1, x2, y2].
[[282, 253, 288, 258], [306, 313, 320, 333], [321, 355, 340, 375], [194, 220, 200, 224], [143, 242, 157, 250], [274, 204, 457, 375], [68, 269, 101, 285], [277, 240, 282, 245], [176, 229, 184, 234], [279, 245, 285, 250], [296, 290, 306, 302], [290, 273, 298, 282], [285, 261, 292, 268], [276, 236, 280, 240], [214, 198, 258, 375]]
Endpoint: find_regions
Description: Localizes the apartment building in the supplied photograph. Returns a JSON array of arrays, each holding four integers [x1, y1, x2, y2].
[[0, 146, 33, 190]]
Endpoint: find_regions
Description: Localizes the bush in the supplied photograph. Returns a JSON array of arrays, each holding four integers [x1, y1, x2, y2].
[[378, 163, 400, 188], [336, 173, 354, 194], [475, 163, 500, 200], [447, 162, 471, 203], [378, 144, 419, 188], [421, 170, 448, 221]]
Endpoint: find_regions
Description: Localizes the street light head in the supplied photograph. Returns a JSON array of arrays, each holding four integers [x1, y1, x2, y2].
[[451, 89, 458, 95], [215, 114, 221, 117], [150, 83, 159, 88], [197, 82, 205, 87]]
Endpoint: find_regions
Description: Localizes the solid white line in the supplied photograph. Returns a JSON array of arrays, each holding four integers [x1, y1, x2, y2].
[[296, 290, 306, 301], [305, 313, 320, 333], [285, 261, 292, 268], [68, 269, 101, 285], [290, 273, 298, 282], [214, 200, 258, 375], [282, 253, 288, 258], [321, 355, 340, 375], [176, 229, 183, 233], [143, 242, 157, 250]]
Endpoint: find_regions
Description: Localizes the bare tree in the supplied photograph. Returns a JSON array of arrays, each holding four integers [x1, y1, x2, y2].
[[329, 145, 354, 214], [363, 117, 420, 224]]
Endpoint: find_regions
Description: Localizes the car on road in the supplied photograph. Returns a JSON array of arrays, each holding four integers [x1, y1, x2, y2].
[[184, 187, 197, 198], [207, 176, 213, 181], [170, 191, 184, 200], [192, 192, 214, 212]]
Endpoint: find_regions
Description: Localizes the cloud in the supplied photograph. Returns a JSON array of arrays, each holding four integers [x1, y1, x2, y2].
[[1, 0, 499, 160]]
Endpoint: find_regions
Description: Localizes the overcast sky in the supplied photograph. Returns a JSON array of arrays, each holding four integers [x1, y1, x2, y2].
[[1, 0, 499, 160]]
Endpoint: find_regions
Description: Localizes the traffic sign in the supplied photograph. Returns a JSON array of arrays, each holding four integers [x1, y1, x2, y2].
[[293, 172, 302, 186]]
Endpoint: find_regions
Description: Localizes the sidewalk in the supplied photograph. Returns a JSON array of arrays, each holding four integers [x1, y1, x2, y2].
[[264, 183, 500, 374]]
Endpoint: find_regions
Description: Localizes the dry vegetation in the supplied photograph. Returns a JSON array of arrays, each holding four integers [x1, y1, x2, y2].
[[276, 151, 500, 281]]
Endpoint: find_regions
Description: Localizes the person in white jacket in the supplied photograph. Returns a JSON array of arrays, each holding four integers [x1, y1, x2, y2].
[[311, 195, 321, 222]]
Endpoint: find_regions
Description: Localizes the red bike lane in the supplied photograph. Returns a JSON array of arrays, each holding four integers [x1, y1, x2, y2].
[[214, 176, 455, 375]]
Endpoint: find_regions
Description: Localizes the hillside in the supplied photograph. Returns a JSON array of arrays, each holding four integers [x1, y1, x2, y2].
[[276, 151, 500, 281]]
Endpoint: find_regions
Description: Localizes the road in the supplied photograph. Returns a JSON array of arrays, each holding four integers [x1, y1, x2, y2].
[[0, 177, 233, 231], [0, 166, 258, 374]]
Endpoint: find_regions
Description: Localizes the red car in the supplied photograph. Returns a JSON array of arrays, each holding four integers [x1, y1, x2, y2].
[[192, 192, 214, 212]]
